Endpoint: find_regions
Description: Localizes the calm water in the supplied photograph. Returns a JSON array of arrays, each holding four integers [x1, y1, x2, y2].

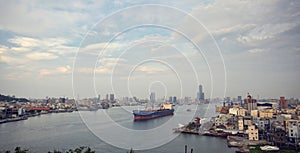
[[0, 104, 237, 153]]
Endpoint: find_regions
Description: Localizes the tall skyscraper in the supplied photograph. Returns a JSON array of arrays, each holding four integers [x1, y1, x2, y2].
[[197, 84, 205, 100], [279, 96, 288, 110], [244, 94, 257, 111], [150, 92, 155, 103]]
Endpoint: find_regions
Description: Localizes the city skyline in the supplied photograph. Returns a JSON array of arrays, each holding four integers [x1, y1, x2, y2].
[[0, 1, 300, 99]]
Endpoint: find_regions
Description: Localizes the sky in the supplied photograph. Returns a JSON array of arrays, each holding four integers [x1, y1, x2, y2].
[[0, 0, 300, 100]]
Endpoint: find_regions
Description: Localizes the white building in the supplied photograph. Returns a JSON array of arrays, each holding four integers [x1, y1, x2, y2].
[[287, 120, 299, 142]]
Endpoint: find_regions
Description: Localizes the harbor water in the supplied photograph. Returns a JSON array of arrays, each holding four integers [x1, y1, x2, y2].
[[0, 104, 237, 152]]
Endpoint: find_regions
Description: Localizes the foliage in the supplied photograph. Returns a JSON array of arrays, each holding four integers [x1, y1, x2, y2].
[[249, 145, 298, 153], [0, 94, 29, 102], [127, 148, 134, 153], [1, 146, 95, 153]]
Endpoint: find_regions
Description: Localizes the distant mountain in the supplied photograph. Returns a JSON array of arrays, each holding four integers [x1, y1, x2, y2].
[[0, 94, 29, 102]]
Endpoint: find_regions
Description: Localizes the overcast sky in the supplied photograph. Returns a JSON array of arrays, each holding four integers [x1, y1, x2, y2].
[[0, 0, 299, 100]]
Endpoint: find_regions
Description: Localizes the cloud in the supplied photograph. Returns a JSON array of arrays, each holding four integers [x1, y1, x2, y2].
[[10, 47, 31, 52], [212, 24, 256, 35], [238, 23, 297, 44], [8, 36, 40, 48], [4, 72, 32, 80], [8, 36, 76, 54], [40, 65, 71, 76], [98, 57, 127, 64], [0, 55, 19, 64], [77, 57, 128, 75], [136, 66, 167, 74], [0, 45, 8, 54], [78, 67, 112, 74], [0, 1, 93, 37], [248, 48, 269, 54], [26, 52, 58, 60], [151, 44, 176, 52], [82, 42, 125, 55], [1, 0, 300, 98]]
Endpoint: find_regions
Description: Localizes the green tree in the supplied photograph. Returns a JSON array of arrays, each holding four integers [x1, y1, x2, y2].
[[14, 147, 28, 153]]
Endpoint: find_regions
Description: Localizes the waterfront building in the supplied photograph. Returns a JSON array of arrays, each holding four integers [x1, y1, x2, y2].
[[246, 125, 259, 140], [215, 114, 232, 128]]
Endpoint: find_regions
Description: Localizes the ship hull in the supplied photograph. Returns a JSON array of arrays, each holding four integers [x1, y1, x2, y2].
[[133, 109, 174, 121]]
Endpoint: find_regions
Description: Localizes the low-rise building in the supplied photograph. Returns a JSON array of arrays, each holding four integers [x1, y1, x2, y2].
[[251, 110, 258, 118], [229, 107, 246, 116], [244, 116, 252, 126], [238, 117, 244, 131], [246, 125, 259, 140], [270, 121, 287, 146], [259, 110, 273, 118], [215, 114, 232, 128], [286, 119, 299, 142]]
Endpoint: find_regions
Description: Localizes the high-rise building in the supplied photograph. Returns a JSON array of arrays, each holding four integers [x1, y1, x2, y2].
[[237, 96, 242, 106], [172, 96, 177, 103], [279, 96, 288, 110], [169, 96, 172, 102], [97, 94, 101, 103], [109, 94, 114, 102], [150, 92, 155, 103], [106, 94, 108, 101], [197, 84, 205, 100], [244, 94, 257, 111]]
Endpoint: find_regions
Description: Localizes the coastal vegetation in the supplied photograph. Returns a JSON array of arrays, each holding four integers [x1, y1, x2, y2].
[[249, 145, 298, 153], [0, 94, 28, 102], [1, 146, 95, 153]]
